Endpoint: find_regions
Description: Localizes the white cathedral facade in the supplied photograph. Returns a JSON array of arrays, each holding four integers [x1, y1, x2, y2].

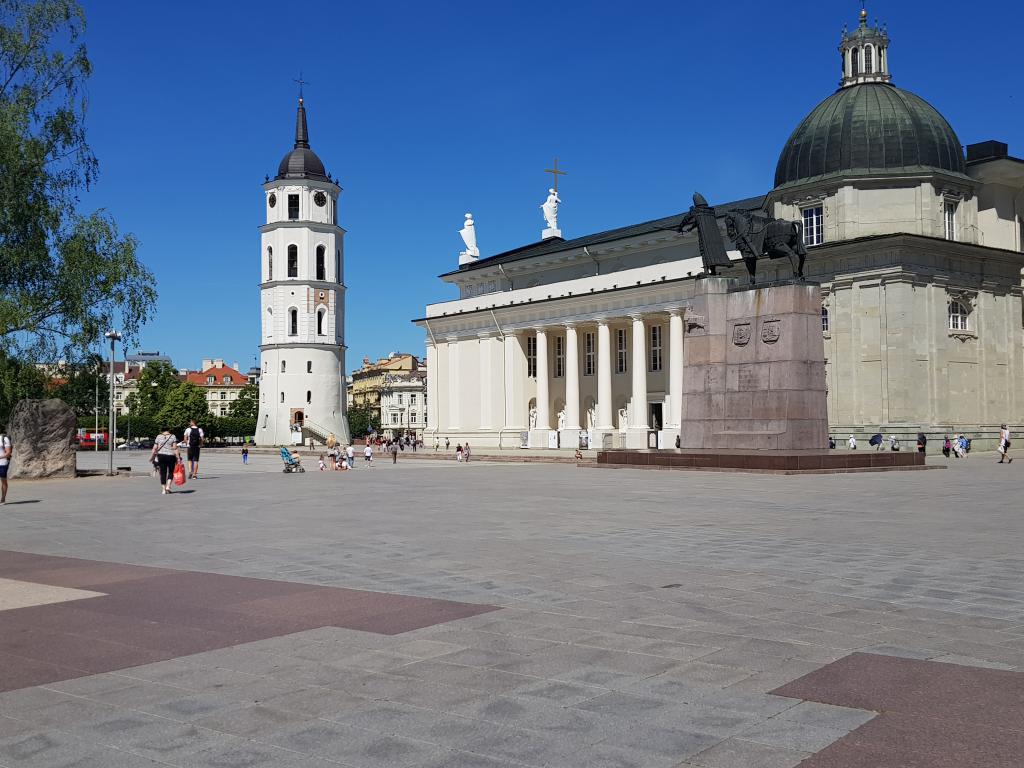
[[416, 10, 1024, 451], [256, 97, 350, 446]]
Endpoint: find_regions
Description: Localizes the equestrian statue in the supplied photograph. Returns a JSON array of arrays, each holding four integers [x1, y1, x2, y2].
[[678, 192, 808, 284]]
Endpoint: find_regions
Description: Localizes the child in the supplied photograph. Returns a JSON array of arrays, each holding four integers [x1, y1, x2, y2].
[[318, 454, 326, 471], [241, 446, 249, 464]]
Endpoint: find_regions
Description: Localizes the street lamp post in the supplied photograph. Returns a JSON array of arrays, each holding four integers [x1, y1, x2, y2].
[[104, 331, 121, 475]]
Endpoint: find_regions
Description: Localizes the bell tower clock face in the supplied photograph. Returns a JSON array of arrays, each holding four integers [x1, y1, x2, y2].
[[268, 193, 277, 208], [313, 191, 327, 207]]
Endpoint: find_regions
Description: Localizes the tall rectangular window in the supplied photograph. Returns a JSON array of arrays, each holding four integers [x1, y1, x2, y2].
[[616, 329, 627, 374], [410, 394, 417, 405], [527, 336, 537, 378], [649, 325, 663, 372], [802, 205, 824, 246], [287, 245, 298, 277], [288, 194, 299, 220], [584, 332, 595, 376], [944, 201, 957, 241], [554, 336, 564, 378]]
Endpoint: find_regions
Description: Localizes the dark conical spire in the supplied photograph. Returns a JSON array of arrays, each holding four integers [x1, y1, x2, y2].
[[294, 97, 310, 149]]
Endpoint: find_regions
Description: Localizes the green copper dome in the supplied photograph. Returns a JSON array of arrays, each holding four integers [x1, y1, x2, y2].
[[774, 83, 966, 189]]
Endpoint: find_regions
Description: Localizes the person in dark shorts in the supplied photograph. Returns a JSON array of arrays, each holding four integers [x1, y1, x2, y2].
[[183, 421, 204, 481], [184, 420, 204, 479], [0, 430, 12, 504]]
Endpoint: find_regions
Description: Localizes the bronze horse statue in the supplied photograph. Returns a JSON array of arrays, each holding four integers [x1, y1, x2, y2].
[[723, 210, 807, 284]]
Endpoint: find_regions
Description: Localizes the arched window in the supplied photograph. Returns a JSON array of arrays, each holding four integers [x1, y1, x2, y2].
[[288, 308, 298, 336], [263, 361, 267, 373], [287, 245, 298, 277], [864, 45, 873, 74], [306, 390, 312, 404], [281, 360, 286, 373], [879, 47, 886, 73], [851, 47, 859, 76], [306, 361, 312, 373], [317, 308, 325, 335], [335, 249, 340, 281], [265, 307, 272, 337], [280, 392, 284, 403], [267, 246, 273, 280], [948, 301, 969, 331], [821, 305, 830, 333], [316, 245, 325, 281]]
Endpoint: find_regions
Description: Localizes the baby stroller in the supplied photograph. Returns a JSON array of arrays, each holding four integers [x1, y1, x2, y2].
[[280, 446, 305, 473]]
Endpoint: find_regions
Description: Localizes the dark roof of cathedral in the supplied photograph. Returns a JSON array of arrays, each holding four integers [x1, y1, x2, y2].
[[774, 83, 966, 189], [443, 194, 766, 276], [276, 99, 330, 182]]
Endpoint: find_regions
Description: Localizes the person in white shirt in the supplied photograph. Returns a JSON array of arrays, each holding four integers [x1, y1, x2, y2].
[[0, 431, 12, 504], [998, 424, 1013, 464], [346, 444, 355, 469], [363, 444, 373, 465], [847, 434, 857, 450]]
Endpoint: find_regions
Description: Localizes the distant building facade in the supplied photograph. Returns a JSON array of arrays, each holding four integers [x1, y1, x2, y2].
[[348, 352, 423, 429], [184, 359, 247, 417], [379, 369, 428, 439]]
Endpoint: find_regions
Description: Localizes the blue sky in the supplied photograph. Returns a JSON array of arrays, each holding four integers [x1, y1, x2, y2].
[[78, 0, 1022, 373]]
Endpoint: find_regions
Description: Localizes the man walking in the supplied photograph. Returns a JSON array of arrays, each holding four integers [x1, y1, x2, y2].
[[0, 430, 11, 505], [998, 424, 1013, 464], [390, 440, 399, 464], [184, 420, 204, 479], [346, 443, 355, 469]]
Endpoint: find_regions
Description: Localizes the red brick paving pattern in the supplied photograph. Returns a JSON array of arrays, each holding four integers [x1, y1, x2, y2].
[[0, 549, 497, 693], [772, 652, 1024, 767]]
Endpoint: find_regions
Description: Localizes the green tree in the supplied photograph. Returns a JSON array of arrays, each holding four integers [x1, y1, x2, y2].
[[123, 360, 177, 418], [0, 351, 46, 428], [1, 0, 156, 362], [49, 353, 106, 416], [155, 382, 209, 431], [228, 382, 257, 420], [347, 403, 380, 439]]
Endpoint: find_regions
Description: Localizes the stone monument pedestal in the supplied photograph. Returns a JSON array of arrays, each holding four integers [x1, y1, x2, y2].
[[680, 277, 828, 451]]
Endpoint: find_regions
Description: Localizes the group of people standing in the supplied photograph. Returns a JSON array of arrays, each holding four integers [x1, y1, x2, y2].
[[835, 426, 1012, 464]]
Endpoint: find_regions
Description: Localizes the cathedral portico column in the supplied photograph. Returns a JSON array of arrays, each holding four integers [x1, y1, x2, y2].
[[630, 314, 649, 430], [564, 324, 581, 430], [503, 332, 525, 431], [668, 308, 684, 429], [478, 332, 494, 430], [446, 336, 460, 430], [534, 327, 550, 430], [426, 339, 439, 438], [597, 320, 614, 430]]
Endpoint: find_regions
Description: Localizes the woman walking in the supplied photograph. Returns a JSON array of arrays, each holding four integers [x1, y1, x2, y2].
[[150, 426, 181, 495]]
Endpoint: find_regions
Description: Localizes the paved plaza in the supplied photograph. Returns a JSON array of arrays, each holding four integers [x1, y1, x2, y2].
[[0, 453, 1021, 767]]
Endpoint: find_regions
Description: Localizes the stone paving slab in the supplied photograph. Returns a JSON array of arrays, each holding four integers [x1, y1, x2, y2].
[[0, 454, 1021, 765]]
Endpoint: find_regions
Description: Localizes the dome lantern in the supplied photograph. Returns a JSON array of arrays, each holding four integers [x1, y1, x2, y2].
[[839, 5, 890, 88]]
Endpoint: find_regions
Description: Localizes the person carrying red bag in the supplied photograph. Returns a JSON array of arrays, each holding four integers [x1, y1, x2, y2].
[[150, 426, 182, 495]]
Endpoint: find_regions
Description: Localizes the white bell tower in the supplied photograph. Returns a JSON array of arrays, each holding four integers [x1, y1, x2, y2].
[[256, 94, 350, 446]]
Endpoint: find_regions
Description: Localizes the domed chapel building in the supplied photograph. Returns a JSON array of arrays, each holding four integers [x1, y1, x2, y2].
[[416, 9, 1024, 450]]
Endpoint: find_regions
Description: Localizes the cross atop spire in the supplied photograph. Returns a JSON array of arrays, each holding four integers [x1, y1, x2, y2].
[[294, 72, 309, 103]]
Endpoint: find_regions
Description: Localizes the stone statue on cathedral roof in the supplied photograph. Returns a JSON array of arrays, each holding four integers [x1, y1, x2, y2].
[[459, 213, 480, 265], [541, 189, 561, 239]]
